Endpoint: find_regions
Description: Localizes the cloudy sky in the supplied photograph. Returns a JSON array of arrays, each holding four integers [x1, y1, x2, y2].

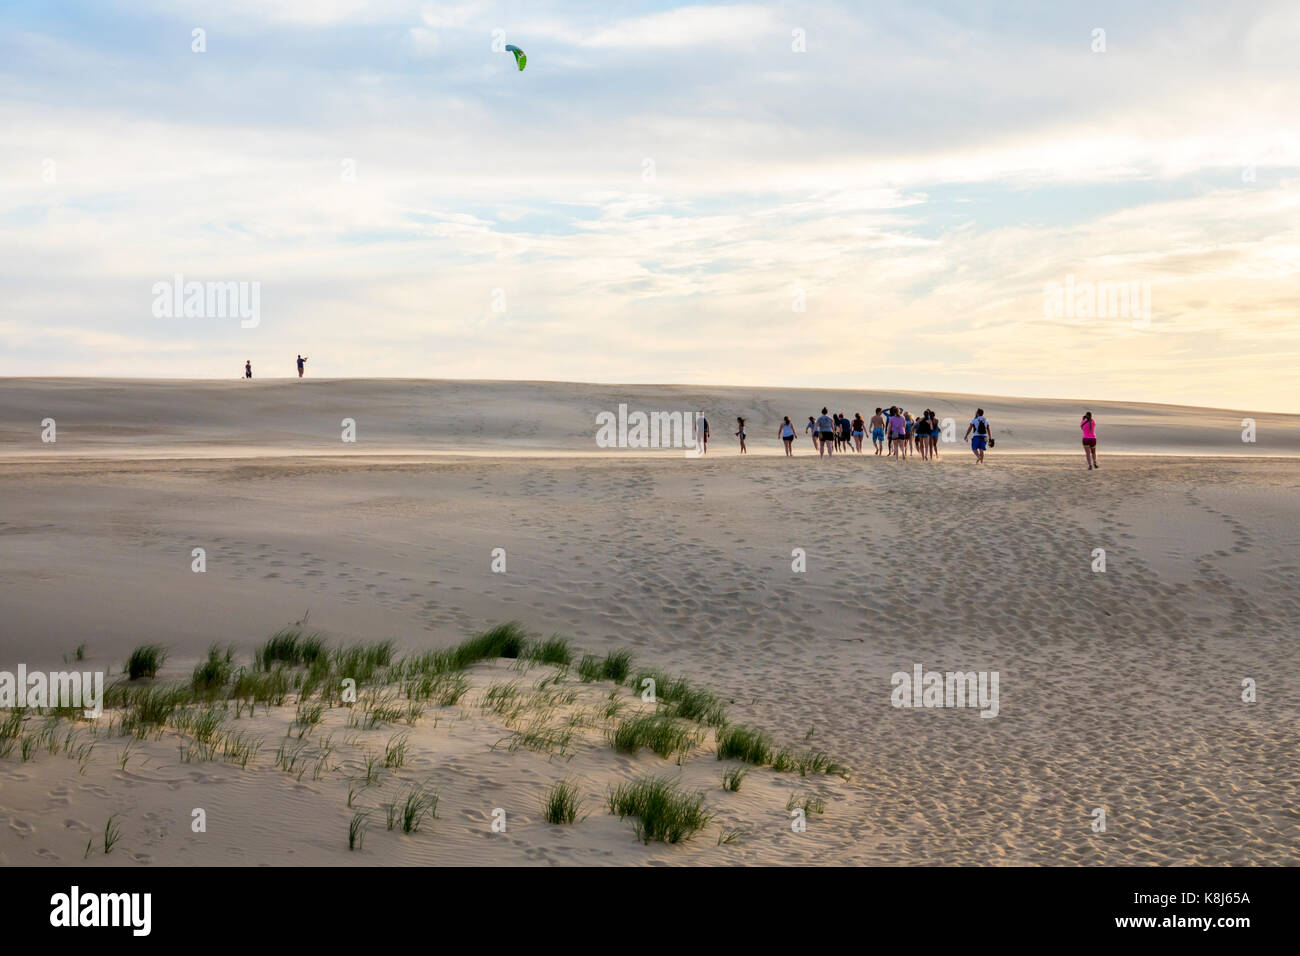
[[2, 1, 1298, 410]]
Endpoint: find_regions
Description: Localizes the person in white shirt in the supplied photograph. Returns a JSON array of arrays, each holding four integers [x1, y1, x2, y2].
[[963, 408, 992, 463], [778, 416, 796, 456]]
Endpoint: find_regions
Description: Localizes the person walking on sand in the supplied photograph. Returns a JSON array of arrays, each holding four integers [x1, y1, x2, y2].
[[244, 360, 252, 379], [1081, 411, 1099, 470], [852, 413, 865, 453], [816, 407, 836, 457], [927, 410, 941, 458], [735, 417, 747, 454], [296, 354, 308, 378], [914, 412, 931, 460], [779, 416, 796, 456], [693, 411, 710, 456], [887, 406, 907, 459], [806, 416, 819, 452], [964, 408, 992, 464], [870, 408, 886, 455]]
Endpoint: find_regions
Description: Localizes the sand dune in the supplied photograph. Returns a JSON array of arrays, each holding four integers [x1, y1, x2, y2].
[[2, 378, 1297, 458], [0, 380, 1297, 865]]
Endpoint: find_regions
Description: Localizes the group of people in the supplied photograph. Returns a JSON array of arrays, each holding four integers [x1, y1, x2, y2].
[[768, 406, 1098, 467], [785, 406, 954, 460], [243, 355, 309, 379]]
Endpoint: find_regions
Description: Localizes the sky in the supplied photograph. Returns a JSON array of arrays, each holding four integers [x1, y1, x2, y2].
[[1, 0, 1298, 410]]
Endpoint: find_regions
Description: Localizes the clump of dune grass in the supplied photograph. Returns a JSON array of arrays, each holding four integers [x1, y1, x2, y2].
[[229, 667, 289, 711], [526, 636, 573, 667], [446, 622, 529, 669], [396, 785, 437, 833], [220, 731, 261, 769], [383, 733, 408, 769], [717, 827, 745, 845], [113, 684, 192, 737], [541, 778, 584, 824], [608, 775, 712, 845], [578, 650, 632, 683], [126, 644, 167, 680], [607, 713, 698, 761], [504, 719, 575, 758], [771, 748, 849, 779], [482, 681, 521, 717], [0, 710, 24, 758], [332, 641, 394, 685], [786, 791, 826, 816], [254, 627, 326, 671], [721, 767, 749, 792], [292, 698, 325, 737], [404, 671, 469, 707], [103, 814, 122, 854], [715, 725, 774, 765], [627, 669, 728, 726], [349, 812, 367, 850], [192, 645, 235, 694]]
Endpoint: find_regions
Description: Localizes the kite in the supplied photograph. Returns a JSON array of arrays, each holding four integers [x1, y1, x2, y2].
[[505, 44, 526, 71]]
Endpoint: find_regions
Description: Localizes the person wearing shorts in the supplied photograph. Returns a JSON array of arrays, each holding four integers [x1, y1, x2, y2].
[[1081, 411, 1098, 470], [806, 416, 818, 451], [852, 413, 865, 453], [914, 414, 931, 460], [816, 407, 836, 457], [964, 409, 992, 463], [779, 416, 796, 456], [870, 408, 886, 455], [887, 407, 907, 459]]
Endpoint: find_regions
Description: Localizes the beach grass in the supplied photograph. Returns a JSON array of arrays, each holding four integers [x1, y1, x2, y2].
[[608, 775, 712, 844], [578, 649, 633, 683], [192, 644, 236, 694], [103, 814, 122, 854], [628, 668, 727, 726], [399, 785, 438, 833], [541, 778, 584, 824], [716, 725, 774, 765], [254, 627, 326, 671], [721, 767, 749, 792], [348, 812, 367, 850], [607, 713, 698, 760], [125, 644, 167, 680]]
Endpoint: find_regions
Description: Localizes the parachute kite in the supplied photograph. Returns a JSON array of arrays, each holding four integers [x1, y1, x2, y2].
[[505, 44, 526, 71]]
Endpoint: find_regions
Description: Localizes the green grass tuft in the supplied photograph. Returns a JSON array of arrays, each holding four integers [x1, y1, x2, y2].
[[126, 644, 167, 680], [541, 778, 584, 824], [607, 713, 698, 760], [607, 775, 712, 844]]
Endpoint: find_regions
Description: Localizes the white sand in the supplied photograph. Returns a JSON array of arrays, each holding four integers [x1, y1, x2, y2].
[[1, 379, 1298, 865]]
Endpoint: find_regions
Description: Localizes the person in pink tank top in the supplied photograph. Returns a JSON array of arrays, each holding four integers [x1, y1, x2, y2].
[[1081, 411, 1098, 470]]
